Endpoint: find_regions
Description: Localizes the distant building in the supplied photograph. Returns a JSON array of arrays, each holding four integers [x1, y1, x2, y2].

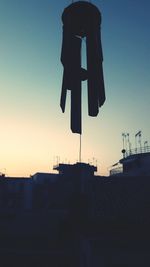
[[53, 162, 97, 176], [120, 152, 150, 176], [110, 147, 150, 176]]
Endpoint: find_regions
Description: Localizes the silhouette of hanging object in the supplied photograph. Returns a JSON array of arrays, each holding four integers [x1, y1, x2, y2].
[[60, 1, 105, 134]]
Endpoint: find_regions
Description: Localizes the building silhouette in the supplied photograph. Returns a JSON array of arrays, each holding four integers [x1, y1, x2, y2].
[[0, 162, 150, 266]]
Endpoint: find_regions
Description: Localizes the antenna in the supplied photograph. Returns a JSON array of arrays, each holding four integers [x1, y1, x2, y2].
[[144, 141, 148, 152], [122, 133, 125, 150], [95, 159, 98, 167], [135, 132, 138, 153], [139, 131, 142, 153], [135, 130, 142, 153], [124, 134, 128, 156], [126, 133, 131, 155], [122, 133, 126, 158]]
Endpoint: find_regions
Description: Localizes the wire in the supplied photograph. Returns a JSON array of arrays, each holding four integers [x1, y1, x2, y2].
[[79, 134, 82, 163]]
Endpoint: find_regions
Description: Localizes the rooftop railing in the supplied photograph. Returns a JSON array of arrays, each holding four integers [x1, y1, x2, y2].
[[124, 146, 150, 158]]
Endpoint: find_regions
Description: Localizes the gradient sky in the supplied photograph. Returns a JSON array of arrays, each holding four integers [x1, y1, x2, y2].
[[0, 0, 150, 177]]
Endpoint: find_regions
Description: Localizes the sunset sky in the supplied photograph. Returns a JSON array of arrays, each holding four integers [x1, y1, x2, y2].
[[0, 0, 150, 177]]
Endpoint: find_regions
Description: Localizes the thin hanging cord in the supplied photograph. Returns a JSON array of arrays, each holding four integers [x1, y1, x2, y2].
[[79, 134, 82, 163]]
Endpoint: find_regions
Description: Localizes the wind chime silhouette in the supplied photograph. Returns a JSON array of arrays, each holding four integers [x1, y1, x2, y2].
[[60, 1, 105, 139]]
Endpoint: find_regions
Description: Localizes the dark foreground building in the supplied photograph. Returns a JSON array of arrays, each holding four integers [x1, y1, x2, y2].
[[0, 163, 150, 266]]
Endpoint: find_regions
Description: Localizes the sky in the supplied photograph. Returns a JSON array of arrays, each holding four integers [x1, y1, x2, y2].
[[0, 0, 150, 177]]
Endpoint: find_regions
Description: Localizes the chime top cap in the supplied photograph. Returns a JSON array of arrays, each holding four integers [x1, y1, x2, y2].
[[62, 1, 101, 37]]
